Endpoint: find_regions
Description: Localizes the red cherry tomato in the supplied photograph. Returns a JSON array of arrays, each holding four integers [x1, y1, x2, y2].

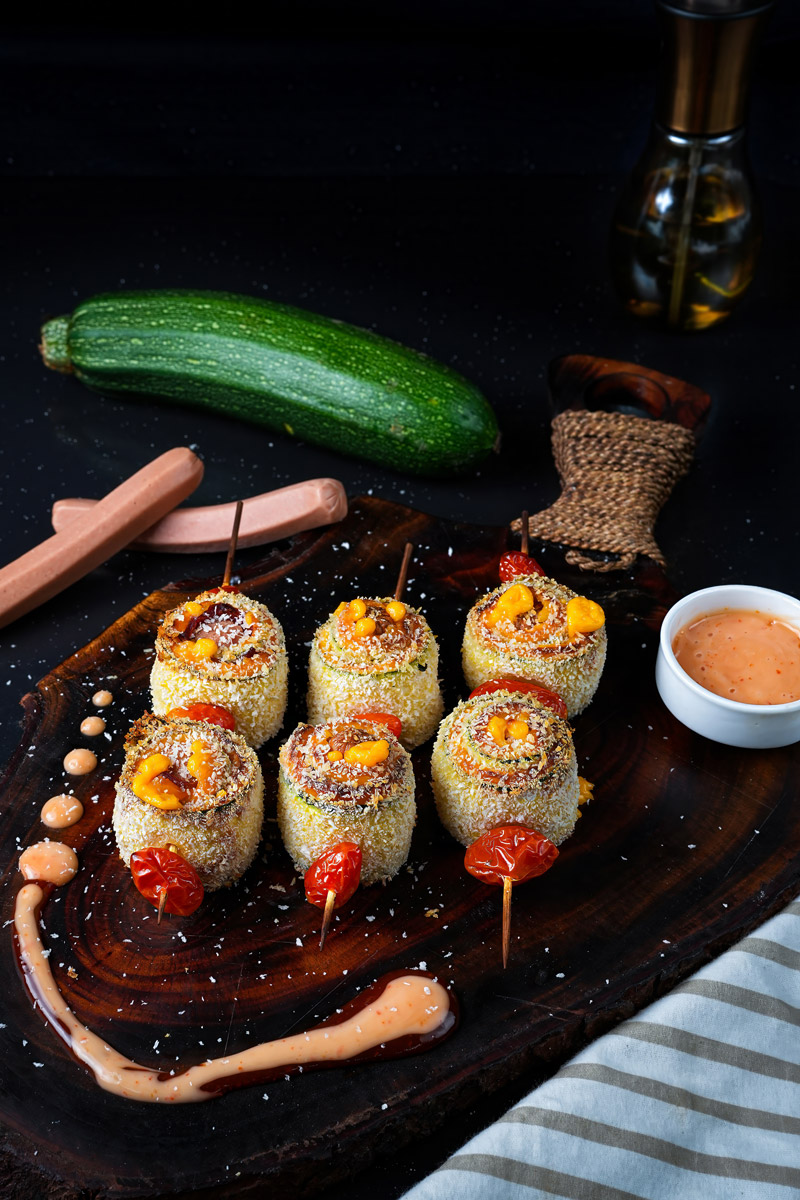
[[465, 825, 558, 886], [304, 842, 363, 909], [468, 677, 568, 720], [130, 847, 205, 916], [498, 551, 546, 582], [350, 712, 403, 740], [166, 703, 236, 730]]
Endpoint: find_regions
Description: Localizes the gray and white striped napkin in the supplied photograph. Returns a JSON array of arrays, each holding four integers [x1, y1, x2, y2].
[[405, 897, 800, 1199]]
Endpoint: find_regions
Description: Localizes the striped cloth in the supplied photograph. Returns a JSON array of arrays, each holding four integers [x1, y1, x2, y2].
[[405, 898, 800, 1200]]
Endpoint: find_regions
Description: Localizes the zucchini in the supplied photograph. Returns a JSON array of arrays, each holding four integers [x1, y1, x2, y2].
[[40, 289, 499, 476]]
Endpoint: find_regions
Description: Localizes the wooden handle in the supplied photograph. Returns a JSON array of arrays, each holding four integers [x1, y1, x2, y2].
[[548, 354, 711, 433]]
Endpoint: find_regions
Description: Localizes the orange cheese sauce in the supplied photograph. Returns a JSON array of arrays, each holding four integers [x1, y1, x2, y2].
[[672, 609, 800, 705]]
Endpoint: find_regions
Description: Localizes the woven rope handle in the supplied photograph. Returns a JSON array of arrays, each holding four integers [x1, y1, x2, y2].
[[513, 410, 696, 573]]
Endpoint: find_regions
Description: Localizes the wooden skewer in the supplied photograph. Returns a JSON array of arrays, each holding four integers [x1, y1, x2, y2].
[[319, 888, 337, 951], [502, 875, 513, 969], [394, 541, 414, 602], [520, 510, 529, 557], [222, 499, 244, 587]]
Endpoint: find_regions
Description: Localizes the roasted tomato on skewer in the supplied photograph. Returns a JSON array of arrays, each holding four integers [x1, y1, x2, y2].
[[498, 551, 546, 582], [130, 845, 205, 921], [464, 824, 558, 968], [304, 842, 363, 950], [166, 702, 236, 730], [468, 677, 568, 720]]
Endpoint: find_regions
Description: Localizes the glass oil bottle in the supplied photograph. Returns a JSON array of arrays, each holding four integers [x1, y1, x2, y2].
[[611, 0, 772, 332]]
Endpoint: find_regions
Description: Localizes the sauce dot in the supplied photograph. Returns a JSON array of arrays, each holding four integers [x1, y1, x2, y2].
[[64, 748, 97, 775], [92, 690, 113, 708], [19, 842, 79, 886], [41, 795, 84, 830], [80, 716, 106, 737]]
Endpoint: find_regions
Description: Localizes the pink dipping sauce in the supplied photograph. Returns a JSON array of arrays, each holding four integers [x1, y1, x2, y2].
[[41, 795, 84, 830], [672, 609, 800, 705]]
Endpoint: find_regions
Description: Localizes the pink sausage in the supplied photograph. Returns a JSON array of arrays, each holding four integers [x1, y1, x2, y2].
[[51, 478, 348, 554], [0, 448, 204, 629]]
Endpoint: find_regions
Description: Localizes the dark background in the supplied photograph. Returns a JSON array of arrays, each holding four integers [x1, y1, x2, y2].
[[1, 2, 799, 1194]]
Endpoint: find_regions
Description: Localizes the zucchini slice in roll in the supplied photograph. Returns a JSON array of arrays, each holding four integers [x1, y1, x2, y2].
[[113, 713, 264, 891], [277, 716, 416, 885], [462, 575, 606, 719], [150, 586, 288, 748], [431, 689, 579, 848], [307, 597, 444, 749]]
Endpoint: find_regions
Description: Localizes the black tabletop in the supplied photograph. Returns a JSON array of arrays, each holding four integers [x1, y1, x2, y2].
[[1, 4, 799, 1196]]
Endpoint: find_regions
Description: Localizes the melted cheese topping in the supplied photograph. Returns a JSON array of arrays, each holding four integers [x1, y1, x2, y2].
[[280, 719, 409, 809]]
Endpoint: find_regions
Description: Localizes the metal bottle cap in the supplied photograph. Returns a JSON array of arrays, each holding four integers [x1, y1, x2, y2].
[[656, 0, 773, 135]]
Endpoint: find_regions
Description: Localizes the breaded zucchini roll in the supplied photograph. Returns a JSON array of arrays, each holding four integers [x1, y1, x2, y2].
[[113, 713, 264, 890], [462, 576, 606, 718], [307, 597, 444, 749], [277, 716, 416, 885], [150, 586, 288, 748], [431, 689, 579, 847]]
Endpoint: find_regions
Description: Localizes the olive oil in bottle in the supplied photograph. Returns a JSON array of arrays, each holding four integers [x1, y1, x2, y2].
[[611, 0, 772, 332]]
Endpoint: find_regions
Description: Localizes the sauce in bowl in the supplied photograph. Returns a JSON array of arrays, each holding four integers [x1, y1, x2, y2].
[[672, 609, 800, 705]]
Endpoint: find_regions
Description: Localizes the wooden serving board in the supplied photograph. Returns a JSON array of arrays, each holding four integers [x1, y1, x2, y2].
[[1, 495, 798, 1199]]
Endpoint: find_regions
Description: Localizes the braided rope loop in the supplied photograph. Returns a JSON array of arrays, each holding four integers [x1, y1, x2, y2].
[[520, 411, 696, 572]]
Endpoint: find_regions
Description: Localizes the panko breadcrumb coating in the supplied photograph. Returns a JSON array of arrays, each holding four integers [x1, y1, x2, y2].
[[307, 597, 444, 749], [113, 713, 264, 890], [431, 690, 579, 847], [150, 587, 288, 748], [462, 574, 606, 718], [277, 716, 416, 885]]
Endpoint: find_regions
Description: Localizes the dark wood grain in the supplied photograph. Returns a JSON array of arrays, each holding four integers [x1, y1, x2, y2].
[[1, 496, 798, 1200]]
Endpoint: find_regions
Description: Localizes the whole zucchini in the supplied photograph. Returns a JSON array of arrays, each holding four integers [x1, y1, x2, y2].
[[40, 290, 499, 476]]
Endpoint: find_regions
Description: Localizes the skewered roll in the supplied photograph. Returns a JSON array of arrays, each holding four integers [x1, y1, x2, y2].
[[431, 689, 579, 847], [307, 597, 444, 749], [462, 575, 606, 718], [113, 713, 264, 890], [277, 716, 416, 884], [150, 586, 288, 748]]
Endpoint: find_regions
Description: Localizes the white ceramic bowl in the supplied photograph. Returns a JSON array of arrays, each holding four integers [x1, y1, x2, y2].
[[656, 584, 800, 749]]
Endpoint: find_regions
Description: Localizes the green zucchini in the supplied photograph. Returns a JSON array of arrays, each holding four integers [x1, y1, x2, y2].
[[40, 289, 499, 476]]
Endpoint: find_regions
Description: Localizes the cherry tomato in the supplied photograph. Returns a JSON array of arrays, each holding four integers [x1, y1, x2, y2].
[[304, 842, 363, 909], [498, 551, 546, 582], [468, 677, 568, 720], [350, 711, 403, 740], [130, 847, 205, 916], [166, 703, 236, 730], [464, 825, 558, 886]]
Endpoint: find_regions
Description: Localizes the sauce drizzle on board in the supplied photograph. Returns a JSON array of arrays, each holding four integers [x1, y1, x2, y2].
[[19, 844, 79, 885], [63, 748, 98, 775], [80, 716, 106, 736], [14, 882, 456, 1103], [673, 609, 800, 705], [41, 795, 84, 830]]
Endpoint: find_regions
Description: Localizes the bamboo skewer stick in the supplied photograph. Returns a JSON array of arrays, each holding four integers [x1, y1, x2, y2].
[[394, 541, 413, 602], [502, 876, 513, 969], [222, 500, 244, 587], [319, 889, 337, 951], [520, 510, 529, 556]]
